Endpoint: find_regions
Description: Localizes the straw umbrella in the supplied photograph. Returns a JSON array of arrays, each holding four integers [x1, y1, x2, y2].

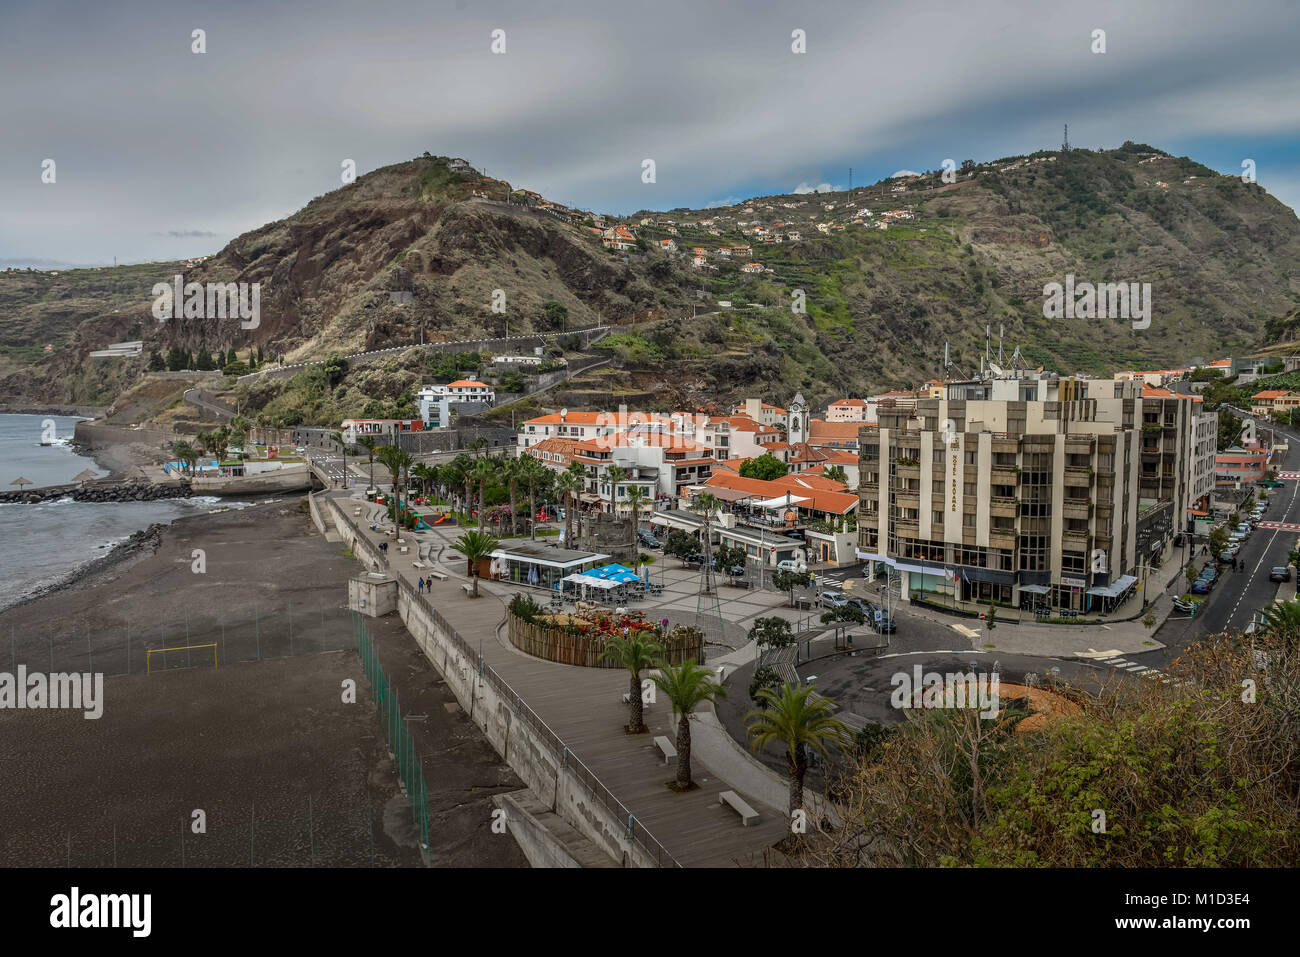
[[10, 477, 32, 489], [72, 469, 98, 485]]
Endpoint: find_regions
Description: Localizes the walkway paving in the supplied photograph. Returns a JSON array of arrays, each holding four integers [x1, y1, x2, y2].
[[329, 491, 796, 867]]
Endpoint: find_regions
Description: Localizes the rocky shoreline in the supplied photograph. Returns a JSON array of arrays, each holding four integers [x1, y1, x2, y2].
[[2, 521, 167, 613], [0, 478, 193, 504]]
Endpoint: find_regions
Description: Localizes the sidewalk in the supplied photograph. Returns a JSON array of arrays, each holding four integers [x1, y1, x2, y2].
[[332, 491, 797, 866], [851, 559, 1192, 659]]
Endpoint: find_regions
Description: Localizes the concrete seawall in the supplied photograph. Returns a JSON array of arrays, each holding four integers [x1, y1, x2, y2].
[[316, 494, 655, 867]]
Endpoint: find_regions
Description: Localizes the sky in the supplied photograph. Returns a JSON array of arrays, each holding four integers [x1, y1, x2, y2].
[[2, 0, 1299, 267]]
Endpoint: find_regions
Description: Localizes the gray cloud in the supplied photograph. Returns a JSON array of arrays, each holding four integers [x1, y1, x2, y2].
[[1, 0, 1297, 265]]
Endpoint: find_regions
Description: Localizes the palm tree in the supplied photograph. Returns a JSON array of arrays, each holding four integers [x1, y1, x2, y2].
[[1261, 599, 1300, 653], [411, 463, 437, 499], [601, 629, 664, 733], [691, 492, 721, 592], [470, 459, 496, 529], [517, 455, 546, 539], [330, 431, 350, 487], [356, 435, 380, 490], [555, 469, 583, 544], [376, 446, 413, 521], [605, 464, 628, 516], [501, 457, 520, 536], [452, 530, 500, 597], [746, 683, 852, 815], [626, 486, 648, 548], [651, 661, 727, 790]]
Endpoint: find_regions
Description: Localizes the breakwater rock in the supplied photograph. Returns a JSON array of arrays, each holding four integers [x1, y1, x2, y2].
[[0, 480, 193, 505]]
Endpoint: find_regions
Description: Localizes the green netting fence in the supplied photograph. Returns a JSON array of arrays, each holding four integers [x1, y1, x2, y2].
[[353, 612, 431, 854]]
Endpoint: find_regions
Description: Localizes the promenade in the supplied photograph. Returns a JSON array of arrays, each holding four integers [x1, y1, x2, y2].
[[326, 490, 799, 867]]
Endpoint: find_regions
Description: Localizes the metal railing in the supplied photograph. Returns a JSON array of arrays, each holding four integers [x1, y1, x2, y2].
[[318, 491, 680, 869]]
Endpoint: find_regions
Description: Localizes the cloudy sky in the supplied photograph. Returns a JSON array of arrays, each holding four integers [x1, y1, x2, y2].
[[3, 0, 1298, 266]]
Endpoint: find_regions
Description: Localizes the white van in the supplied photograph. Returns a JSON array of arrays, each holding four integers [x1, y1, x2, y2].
[[777, 559, 807, 574]]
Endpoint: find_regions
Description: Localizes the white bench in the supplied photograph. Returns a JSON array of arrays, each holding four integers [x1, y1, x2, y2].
[[719, 790, 759, 826], [654, 735, 676, 764], [426, 570, 447, 582], [461, 583, 474, 596], [411, 561, 425, 569]]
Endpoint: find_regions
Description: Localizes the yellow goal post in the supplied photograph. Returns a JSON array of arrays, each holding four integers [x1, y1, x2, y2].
[[145, 642, 219, 675]]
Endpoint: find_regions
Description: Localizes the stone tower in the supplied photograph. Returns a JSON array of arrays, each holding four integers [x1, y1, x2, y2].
[[787, 392, 809, 445]]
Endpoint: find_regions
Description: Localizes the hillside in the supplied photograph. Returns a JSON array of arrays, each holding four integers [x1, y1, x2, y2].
[[3, 143, 1299, 418]]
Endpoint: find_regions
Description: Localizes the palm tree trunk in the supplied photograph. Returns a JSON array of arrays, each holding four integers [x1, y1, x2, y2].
[[529, 483, 537, 540], [789, 750, 807, 814], [675, 714, 692, 788], [509, 481, 518, 536], [629, 672, 644, 732], [479, 481, 487, 529]]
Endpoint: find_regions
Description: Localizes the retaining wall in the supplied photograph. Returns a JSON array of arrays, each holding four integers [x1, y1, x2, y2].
[[317, 495, 657, 867]]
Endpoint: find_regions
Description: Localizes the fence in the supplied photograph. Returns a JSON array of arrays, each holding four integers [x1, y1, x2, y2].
[[8, 801, 417, 868], [321, 491, 681, 867], [505, 610, 704, 668], [353, 612, 431, 855], [5, 601, 357, 680], [391, 570, 680, 868]]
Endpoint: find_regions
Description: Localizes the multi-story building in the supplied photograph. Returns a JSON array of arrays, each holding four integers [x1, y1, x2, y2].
[[858, 380, 1145, 614], [417, 379, 495, 427], [570, 434, 715, 509]]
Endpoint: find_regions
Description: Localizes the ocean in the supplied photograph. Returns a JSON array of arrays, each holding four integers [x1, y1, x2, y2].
[[0, 414, 243, 610]]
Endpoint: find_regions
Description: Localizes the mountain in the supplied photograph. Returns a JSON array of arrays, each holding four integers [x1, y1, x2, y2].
[[3, 143, 1299, 418]]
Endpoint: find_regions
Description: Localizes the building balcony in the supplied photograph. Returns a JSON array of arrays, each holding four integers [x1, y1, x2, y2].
[[895, 519, 919, 537], [990, 498, 1019, 518], [896, 464, 920, 480], [1062, 529, 1090, 547], [991, 437, 1019, 454], [1065, 437, 1094, 456], [989, 528, 1017, 549], [990, 464, 1019, 481], [1063, 499, 1093, 520], [896, 489, 920, 507]]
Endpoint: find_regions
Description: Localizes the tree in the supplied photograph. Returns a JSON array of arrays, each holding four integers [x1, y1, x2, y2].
[[748, 616, 795, 650], [356, 435, 379, 489], [665, 530, 697, 566], [1185, 562, 1198, 591], [1261, 599, 1300, 653], [746, 683, 852, 815], [1229, 511, 1241, 531], [331, 431, 351, 487], [223, 359, 249, 377], [773, 569, 812, 606], [625, 486, 648, 547], [601, 630, 664, 734], [1209, 526, 1229, 561], [749, 666, 782, 705], [690, 492, 721, 591], [470, 459, 496, 529], [146, 349, 165, 371], [555, 469, 583, 544], [1218, 408, 1242, 449], [820, 604, 866, 626], [823, 465, 848, 485], [377, 445, 412, 518], [500, 457, 521, 536], [542, 300, 568, 331], [739, 453, 788, 481], [651, 661, 727, 790], [605, 464, 628, 515], [323, 354, 348, 389], [196, 349, 215, 371], [171, 440, 197, 474], [451, 530, 499, 597]]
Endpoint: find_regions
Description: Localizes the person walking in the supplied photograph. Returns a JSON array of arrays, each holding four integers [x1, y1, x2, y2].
[[418, 577, 425, 593]]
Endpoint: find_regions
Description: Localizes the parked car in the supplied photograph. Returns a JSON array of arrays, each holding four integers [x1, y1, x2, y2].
[[1270, 566, 1291, 582], [871, 608, 896, 633], [846, 597, 875, 619], [820, 590, 849, 609], [1191, 578, 1213, 595], [777, 559, 808, 574], [1263, 480, 1285, 488], [637, 531, 662, 549], [1222, 543, 1241, 559]]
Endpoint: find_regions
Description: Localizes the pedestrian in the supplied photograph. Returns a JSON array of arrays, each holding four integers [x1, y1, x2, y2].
[[418, 577, 424, 593]]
